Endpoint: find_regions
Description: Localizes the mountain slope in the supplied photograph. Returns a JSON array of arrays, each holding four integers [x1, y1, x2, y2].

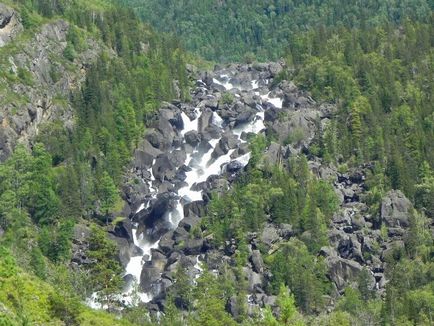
[[0, 1, 189, 324], [119, 0, 434, 62]]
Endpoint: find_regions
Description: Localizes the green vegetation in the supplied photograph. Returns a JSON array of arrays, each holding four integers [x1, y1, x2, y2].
[[205, 154, 338, 254], [288, 19, 434, 206], [0, 0, 433, 325], [119, 0, 434, 62]]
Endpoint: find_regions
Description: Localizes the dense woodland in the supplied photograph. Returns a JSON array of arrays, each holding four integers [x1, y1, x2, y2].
[[0, 0, 433, 325], [119, 0, 434, 62]]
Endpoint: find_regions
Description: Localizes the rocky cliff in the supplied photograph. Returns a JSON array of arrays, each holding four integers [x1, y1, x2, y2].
[[0, 3, 100, 161]]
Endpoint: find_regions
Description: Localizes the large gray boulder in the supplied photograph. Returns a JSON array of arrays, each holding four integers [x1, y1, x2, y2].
[[326, 256, 375, 293], [381, 190, 412, 228], [264, 142, 282, 166], [140, 250, 168, 294], [134, 140, 162, 170], [152, 154, 176, 182]]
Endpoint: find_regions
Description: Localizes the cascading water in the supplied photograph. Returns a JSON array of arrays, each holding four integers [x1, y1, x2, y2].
[[87, 67, 283, 309]]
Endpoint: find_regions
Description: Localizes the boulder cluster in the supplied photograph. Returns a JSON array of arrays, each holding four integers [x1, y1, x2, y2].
[[71, 63, 416, 315]]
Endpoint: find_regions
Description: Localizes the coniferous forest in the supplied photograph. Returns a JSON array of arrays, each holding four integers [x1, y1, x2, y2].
[[0, 0, 433, 325]]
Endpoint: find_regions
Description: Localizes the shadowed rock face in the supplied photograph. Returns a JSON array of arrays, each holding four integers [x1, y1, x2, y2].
[[0, 4, 23, 47]]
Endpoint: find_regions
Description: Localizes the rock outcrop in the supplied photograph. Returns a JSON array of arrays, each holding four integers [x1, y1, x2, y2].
[[0, 4, 22, 47], [0, 19, 100, 161]]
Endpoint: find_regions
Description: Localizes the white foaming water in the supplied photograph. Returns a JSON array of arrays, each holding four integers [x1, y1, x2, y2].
[[168, 201, 184, 226], [233, 112, 265, 138], [213, 76, 233, 90], [212, 112, 224, 128], [235, 152, 252, 166], [181, 111, 199, 136], [87, 72, 275, 310], [121, 228, 160, 305], [262, 92, 283, 109], [194, 255, 203, 282], [135, 203, 145, 214]]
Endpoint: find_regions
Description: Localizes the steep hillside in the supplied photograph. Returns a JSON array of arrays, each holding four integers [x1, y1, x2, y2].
[[0, 1, 189, 324], [0, 1, 433, 325]]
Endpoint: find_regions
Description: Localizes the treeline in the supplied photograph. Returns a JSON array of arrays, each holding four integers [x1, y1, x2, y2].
[[0, 1, 189, 324], [119, 0, 434, 62]]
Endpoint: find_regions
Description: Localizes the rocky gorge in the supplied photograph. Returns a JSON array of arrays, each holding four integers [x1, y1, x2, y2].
[[82, 62, 418, 316]]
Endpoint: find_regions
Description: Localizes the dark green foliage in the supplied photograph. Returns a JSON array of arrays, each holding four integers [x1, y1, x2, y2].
[[119, 0, 433, 62], [265, 239, 330, 314], [288, 20, 434, 200], [48, 292, 81, 326], [87, 225, 123, 308], [38, 220, 74, 263], [63, 43, 76, 61], [205, 155, 337, 254], [97, 171, 118, 218], [30, 247, 47, 280], [190, 271, 238, 326], [28, 144, 60, 225]]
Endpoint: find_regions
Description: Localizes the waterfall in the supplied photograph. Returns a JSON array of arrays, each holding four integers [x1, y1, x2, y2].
[[87, 69, 283, 309]]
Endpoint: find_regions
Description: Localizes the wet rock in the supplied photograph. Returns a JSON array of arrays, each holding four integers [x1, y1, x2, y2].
[[108, 235, 131, 268], [211, 142, 227, 159], [183, 201, 206, 218], [219, 132, 239, 152], [201, 98, 219, 110], [173, 226, 190, 244], [198, 108, 213, 133], [226, 296, 239, 318], [160, 103, 183, 129], [262, 295, 277, 307], [205, 250, 226, 270], [134, 139, 163, 170], [111, 218, 134, 241], [168, 150, 187, 169], [184, 130, 201, 147], [326, 256, 374, 293], [244, 266, 263, 292], [278, 224, 294, 239], [136, 193, 176, 241], [226, 160, 244, 173], [159, 231, 175, 254], [153, 154, 176, 182], [202, 124, 221, 140], [243, 94, 260, 109], [337, 236, 363, 263], [268, 62, 283, 77], [179, 214, 200, 232], [264, 142, 282, 166], [234, 108, 256, 126], [145, 129, 167, 150], [140, 263, 164, 294]]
